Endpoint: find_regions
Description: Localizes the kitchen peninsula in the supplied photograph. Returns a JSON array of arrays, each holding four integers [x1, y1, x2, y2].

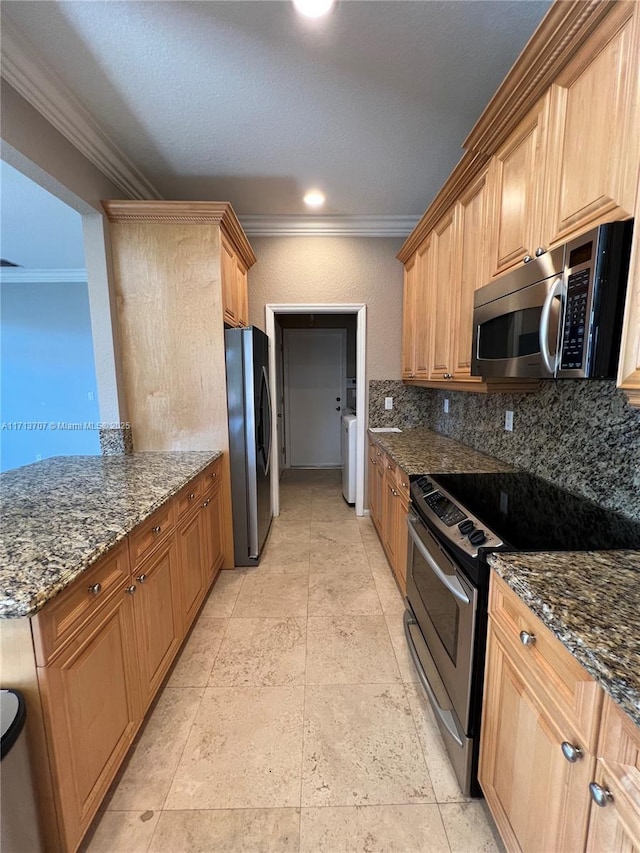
[[0, 450, 227, 852]]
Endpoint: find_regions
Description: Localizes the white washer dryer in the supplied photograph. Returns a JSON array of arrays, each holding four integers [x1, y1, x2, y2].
[[341, 412, 357, 505]]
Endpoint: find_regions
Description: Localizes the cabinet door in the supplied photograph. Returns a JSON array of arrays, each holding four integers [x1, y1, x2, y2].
[[38, 588, 140, 852], [429, 209, 458, 380], [382, 470, 397, 566], [371, 447, 385, 534], [489, 96, 549, 278], [480, 620, 595, 853], [132, 537, 182, 709], [177, 508, 207, 633], [202, 483, 225, 588], [453, 171, 490, 380], [221, 233, 237, 326], [391, 492, 408, 596], [401, 254, 418, 379], [414, 237, 432, 379], [546, 4, 639, 246], [367, 442, 379, 522], [236, 256, 249, 328], [586, 696, 640, 852]]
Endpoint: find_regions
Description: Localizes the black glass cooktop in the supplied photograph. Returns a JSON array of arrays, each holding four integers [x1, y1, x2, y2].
[[425, 472, 640, 552]]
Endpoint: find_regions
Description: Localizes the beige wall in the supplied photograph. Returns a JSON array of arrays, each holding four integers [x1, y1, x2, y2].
[[248, 236, 404, 380]]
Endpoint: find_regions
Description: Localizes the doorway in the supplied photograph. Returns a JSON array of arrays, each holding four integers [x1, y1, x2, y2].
[[283, 327, 347, 467], [265, 303, 367, 516]]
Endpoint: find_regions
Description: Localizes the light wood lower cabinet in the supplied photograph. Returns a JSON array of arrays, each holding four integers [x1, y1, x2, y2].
[[3, 459, 230, 852], [481, 573, 640, 853], [131, 536, 182, 712], [37, 584, 141, 852], [367, 437, 409, 595]]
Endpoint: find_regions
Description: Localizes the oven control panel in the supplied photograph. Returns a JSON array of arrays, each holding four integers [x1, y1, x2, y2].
[[411, 476, 503, 559]]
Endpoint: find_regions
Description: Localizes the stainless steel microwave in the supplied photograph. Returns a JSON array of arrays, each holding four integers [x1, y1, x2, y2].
[[471, 221, 633, 380]]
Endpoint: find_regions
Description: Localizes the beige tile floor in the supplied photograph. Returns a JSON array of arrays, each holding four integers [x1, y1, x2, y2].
[[83, 469, 501, 853]]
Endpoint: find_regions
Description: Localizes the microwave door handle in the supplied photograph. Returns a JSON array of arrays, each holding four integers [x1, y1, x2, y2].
[[407, 515, 470, 605], [539, 276, 565, 375]]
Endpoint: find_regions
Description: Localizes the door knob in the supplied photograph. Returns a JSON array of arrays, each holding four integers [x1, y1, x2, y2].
[[336, 406, 341, 411]]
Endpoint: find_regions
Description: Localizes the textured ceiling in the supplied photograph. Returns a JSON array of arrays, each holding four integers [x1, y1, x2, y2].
[[2, 0, 550, 216]]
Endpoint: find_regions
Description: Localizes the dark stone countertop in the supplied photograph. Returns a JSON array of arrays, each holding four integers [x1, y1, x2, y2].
[[368, 427, 515, 475], [489, 550, 640, 728], [0, 451, 221, 619]]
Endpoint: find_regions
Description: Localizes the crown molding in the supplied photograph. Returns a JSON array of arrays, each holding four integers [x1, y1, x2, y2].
[[239, 215, 420, 238], [0, 16, 162, 201], [102, 200, 257, 267], [0, 268, 86, 283]]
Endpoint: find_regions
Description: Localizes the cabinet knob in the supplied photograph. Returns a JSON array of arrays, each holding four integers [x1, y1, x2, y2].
[[523, 254, 533, 264], [402, 482, 407, 488], [371, 459, 377, 465], [443, 373, 453, 379], [211, 471, 217, 478], [519, 630, 536, 646], [188, 493, 195, 501], [589, 783, 613, 808], [535, 246, 546, 257], [391, 489, 399, 497], [136, 574, 147, 584], [152, 525, 162, 534], [376, 451, 382, 457], [560, 741, 583, 763], [387, 463, 393, 469], [202, 498, 210, 508], [126, 585, 137, 595], [88, 582, 102, 596]]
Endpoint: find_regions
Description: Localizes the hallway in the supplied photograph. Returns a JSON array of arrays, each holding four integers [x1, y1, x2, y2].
[[84, 469, 500, 852]]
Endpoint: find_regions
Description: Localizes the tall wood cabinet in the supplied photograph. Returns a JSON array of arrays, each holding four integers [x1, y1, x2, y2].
[[103, 201, 258, 566]]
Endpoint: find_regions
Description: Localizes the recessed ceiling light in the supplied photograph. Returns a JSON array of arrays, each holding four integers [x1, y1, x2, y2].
[[303, 189, 325, 207], [293, 0, 335, 19]]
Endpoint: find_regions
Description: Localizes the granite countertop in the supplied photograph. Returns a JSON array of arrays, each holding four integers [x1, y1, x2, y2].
[[369, 427, 515, 475], [489, 551, 640, 727], [0, 451, 221, 619]]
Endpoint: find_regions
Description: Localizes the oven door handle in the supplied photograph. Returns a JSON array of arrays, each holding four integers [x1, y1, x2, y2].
[[407, 515, 470, 605], [404, 611, 464, 748]]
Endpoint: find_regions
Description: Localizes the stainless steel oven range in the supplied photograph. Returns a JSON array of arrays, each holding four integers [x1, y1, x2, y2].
[[404, 471, 640, 797]]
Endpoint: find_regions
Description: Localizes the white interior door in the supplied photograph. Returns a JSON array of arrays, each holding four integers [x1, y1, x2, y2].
[[284, 328, 346, 467]]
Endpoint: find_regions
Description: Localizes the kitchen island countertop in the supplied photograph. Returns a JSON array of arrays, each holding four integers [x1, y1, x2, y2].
[[369, 427, 515, 475], [489, 550, 640, 728], [0, 451, 221, 619]]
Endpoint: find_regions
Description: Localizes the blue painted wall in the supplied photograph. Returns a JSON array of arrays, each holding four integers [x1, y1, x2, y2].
[[1, 281, 101, 471]]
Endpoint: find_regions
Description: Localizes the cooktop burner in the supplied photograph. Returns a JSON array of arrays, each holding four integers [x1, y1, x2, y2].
[[420, 472, 640, 552]]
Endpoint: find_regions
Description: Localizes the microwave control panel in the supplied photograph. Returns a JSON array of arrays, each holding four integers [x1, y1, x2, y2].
[[560, 267, 591, 370]]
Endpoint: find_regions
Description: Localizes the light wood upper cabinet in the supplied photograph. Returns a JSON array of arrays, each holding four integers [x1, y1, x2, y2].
[[618, 159, 640, 407], [545, 3, 640, 247], [236, 254, 249, 328], [429, 209, 458, 380], [221, 230, 249, 328], [586, 696, 640, 852], [488, 94, 550, 278], [401, 253, 418, 379], [414, 237, 432, 379], [453, 170, 491, 380]]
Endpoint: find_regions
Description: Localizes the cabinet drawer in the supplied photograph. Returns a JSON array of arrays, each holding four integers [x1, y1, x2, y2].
[[176, 478, 203, 520], [489, 573, 603, 751], [32, 541, 131, 666], [202, 456, 222, 495], [395, 466, 411, 502], [129, 502, 174, 568]]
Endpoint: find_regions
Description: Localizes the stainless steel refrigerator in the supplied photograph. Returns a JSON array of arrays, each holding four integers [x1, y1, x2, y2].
[[225, 326, 273, 566]]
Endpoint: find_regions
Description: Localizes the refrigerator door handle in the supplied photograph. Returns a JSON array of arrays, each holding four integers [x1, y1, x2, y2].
[[261, 366, 272, 476]]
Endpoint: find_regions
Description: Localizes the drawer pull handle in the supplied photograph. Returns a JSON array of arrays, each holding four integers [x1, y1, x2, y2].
[[202, 499, 210, 508], [152, 525, 162, 534], [188, 493, 195, 501], [126, 585, 137, 595], [136, 574, 147, 584], [88, 582, 102, 596], [519, 630, 536, 646], [589, 783, 613, 808], [561, 742, 583, 763]]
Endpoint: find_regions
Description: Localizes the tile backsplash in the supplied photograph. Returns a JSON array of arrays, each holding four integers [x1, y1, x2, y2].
[[369, 379, 640, 521], [368, 380, 432, 430]]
